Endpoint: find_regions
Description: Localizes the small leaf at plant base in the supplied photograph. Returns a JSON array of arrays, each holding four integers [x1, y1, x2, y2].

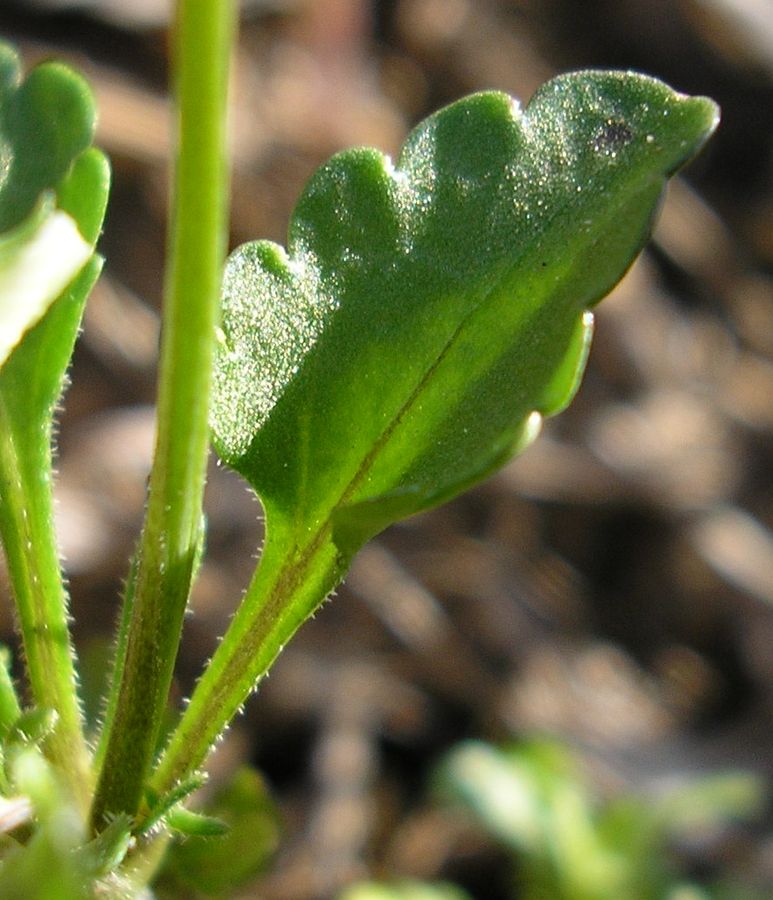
[[166, 806, 229, 837], [213, 71, 718, 565], [157, 767, 280, 897]]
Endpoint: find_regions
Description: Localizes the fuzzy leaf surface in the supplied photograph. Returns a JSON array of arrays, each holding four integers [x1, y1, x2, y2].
[[213, 71, 717, 562]]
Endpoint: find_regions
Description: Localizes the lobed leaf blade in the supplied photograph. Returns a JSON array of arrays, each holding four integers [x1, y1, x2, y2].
[[213, 71, 719, 559], [152, 73, 719, 795]]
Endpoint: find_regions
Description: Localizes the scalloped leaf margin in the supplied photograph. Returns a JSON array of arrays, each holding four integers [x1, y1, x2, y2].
[[213, 70, 719, 557]]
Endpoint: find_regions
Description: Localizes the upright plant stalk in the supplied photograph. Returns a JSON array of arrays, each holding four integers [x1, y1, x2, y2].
[[0, 404, 92, 810], [91, 0, 234, 827]]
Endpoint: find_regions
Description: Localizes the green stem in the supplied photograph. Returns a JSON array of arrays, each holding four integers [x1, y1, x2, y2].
[[149, 527, 343, 800], [91, 0, 235, 827], [0, 399, 92, 811]]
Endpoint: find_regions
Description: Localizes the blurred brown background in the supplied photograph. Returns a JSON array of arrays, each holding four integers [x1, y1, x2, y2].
[[0, 1, 772, 897]]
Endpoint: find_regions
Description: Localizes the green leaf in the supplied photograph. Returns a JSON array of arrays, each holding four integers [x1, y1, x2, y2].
[[157, 767, 279, 897], [0, 42, 96, 232], [152, 72, 719, 799], [213, 71, 718, 562], [437, 741, 764, 900], [0, 42, 103, 367], [0, 144, 109, 408], [436, 740, 649, 898], [0, 44, 109, 524], [166, 806, 229, 837]]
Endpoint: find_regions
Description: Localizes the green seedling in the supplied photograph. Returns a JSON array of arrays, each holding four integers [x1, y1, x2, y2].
[[429, 739, 766, 900], [0, 0, 720, 894], [335, 739, 770, 900]]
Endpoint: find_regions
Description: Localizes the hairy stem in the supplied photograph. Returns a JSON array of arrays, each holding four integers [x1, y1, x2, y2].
[[149, 527, 344, 801], [0, 398, 92, 812], [91, 0, 234, 827]]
